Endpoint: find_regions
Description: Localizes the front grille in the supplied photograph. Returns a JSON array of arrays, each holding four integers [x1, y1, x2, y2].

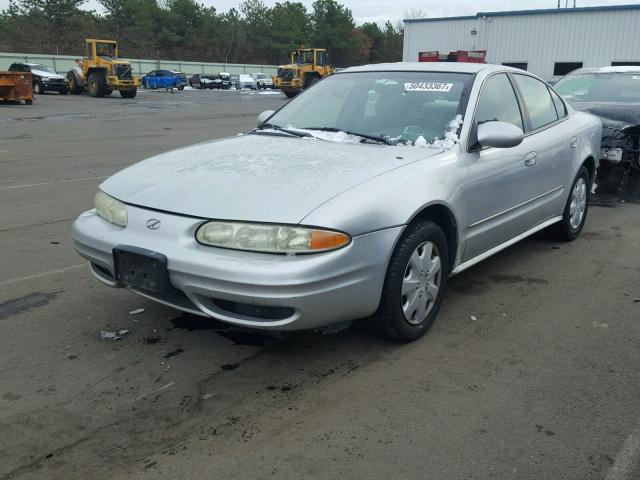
[[48, 78, 67, 84], [115, 63, 132, 80], [212, 298, 295, 321], [277, 68, 294, 81]]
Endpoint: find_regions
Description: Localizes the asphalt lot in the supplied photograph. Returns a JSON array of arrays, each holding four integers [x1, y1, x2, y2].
[[1, 88, 639, 480]]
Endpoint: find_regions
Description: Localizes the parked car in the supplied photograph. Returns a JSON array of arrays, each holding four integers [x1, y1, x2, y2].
[[72, 63, 601, 343], [142, 70, 188, 90], [8, 62, 68, 94], [554, 66, 640, 204], [236, 73, 257, 90], [252, 72, 274, 89], [189, 74, 215, 89], [230, 74, 240, 89], [210, 72, 232, 90]]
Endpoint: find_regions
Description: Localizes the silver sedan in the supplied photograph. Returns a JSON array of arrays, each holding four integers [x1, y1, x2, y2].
[[72, 62, 602, 342]]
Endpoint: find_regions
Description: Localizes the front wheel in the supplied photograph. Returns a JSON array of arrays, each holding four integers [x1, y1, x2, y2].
[[33, 81, 42, 94], [552, 166, 590, 241], [67, 73, 83, 94], [88, 72, 106, 97], [177, 85, 184, 91], [119, 89, 137, 99], [372, 221, 449, 343]]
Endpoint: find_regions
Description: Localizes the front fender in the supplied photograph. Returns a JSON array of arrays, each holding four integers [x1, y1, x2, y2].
[[70, 66, 86, 87]]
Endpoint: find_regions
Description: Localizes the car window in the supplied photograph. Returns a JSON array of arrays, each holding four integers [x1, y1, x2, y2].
[[514, 74, 559, 130], [549, 87, 567, 118], [474, 73, 524, 130], [147, 70, 156, 77]]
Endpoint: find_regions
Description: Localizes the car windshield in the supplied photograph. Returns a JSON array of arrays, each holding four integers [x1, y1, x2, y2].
[[555, 72, 640, 103], [30, 64, 56, 74], [257, 74, 268, 79], [264, 71, 472, 145]]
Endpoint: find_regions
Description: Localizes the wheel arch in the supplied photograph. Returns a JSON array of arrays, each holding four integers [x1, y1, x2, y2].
[[582, 156, 596, 184], [406, 202, 459, 272]]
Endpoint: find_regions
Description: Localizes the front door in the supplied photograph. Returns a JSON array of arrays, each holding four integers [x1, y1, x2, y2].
[[463, 73, 539, 261]]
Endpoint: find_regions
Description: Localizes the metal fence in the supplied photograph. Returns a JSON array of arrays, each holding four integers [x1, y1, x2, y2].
[[0, 52, 278, 76]]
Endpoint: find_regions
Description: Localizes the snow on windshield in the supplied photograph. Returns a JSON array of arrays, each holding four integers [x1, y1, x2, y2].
[[413, 115, 463, 150], [259, 114, 463, 151]]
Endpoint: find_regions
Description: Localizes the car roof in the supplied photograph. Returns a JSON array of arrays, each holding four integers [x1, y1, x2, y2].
[[568, 66, 640, 74], [341, 62, 519, 75]]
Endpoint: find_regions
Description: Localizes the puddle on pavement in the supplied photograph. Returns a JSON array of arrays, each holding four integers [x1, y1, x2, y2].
[[0, 292, 57, 319], [168, 313, 273, 346]]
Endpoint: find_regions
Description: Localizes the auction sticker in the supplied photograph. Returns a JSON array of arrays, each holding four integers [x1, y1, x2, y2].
[[404, 82, 453, 92]]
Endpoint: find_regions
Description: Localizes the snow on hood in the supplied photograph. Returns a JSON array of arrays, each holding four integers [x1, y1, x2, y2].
[[31, 69, 65, 79], [100, 133, 444, 223]]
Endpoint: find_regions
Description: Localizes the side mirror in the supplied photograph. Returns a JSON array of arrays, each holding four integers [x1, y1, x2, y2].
[[257, 110, 275, 128], [477, 121, 524, 149]]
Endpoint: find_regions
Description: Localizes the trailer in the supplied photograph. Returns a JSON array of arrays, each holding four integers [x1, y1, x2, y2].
[[418, 50, 487, 63], [0, 71, 33, 104]]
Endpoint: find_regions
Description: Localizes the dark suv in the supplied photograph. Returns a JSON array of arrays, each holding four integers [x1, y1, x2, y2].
[[9, 63, 69, 95]]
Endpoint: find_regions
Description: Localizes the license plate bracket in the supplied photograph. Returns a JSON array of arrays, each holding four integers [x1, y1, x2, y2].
[[113, 245, 172, 293]]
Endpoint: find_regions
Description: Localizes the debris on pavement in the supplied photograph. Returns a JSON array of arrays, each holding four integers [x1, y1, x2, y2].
[[99, 329, 130, 341], [470, 315, 478, 321], [129, 308, 145, 315]]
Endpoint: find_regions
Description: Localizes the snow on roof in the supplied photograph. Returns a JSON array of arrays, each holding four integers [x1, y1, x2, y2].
[[573, 66, 640, 74]]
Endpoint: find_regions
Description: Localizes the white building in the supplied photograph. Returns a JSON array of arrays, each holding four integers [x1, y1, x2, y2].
[[403, 4, 640, 80]]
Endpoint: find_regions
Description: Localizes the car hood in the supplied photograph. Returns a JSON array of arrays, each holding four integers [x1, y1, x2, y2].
[[571, 102, 640, 144], [100, 133, 442, 224], [31, 69, 65, 80]]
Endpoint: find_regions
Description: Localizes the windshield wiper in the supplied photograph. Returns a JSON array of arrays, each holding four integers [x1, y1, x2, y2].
[[255, 123, 312, 138], [301, 127, 392, 145]]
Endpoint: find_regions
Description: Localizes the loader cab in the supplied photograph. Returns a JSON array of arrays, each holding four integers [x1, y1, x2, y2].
[[85, 40, 118, 60]]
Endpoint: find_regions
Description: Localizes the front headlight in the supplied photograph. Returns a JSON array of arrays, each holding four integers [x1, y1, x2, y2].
[[94, 191, 128, 227], [196, 221, 350, 254]]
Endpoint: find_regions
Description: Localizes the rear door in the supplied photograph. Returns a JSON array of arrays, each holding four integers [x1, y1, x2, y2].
[[463, 73, 539, 261], [512, 74, 574, 222]]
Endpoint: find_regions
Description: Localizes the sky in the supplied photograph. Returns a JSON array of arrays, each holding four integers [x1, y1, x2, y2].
[[1, 0, 638, 25]]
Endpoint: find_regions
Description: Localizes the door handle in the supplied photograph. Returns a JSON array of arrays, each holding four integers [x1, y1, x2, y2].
[[570, 137, 578, 149], [524, 152, 537, 167]]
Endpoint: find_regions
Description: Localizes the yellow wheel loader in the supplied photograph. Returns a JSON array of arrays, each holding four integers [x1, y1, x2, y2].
[[67, 39, 141, 98], [273, 47, 334, 98]]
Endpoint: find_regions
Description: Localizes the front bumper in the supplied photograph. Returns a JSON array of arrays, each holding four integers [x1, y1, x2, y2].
[[72, 205, 401, 331], [107, 76, 141, 89], [42, 81, 68, 91]]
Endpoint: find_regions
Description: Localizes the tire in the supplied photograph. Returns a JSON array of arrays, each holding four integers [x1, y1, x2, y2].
[[284, 90, 297, 98], [303, 75, 319, 89], [119, 89, 137, 99], [372, 220, 449, 343], [178, 85, 184, 91], [67, 73, 83, 94], [552, 166, 590, 241], [33, 81, 42, 94], [88, 72, 106, 97]]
